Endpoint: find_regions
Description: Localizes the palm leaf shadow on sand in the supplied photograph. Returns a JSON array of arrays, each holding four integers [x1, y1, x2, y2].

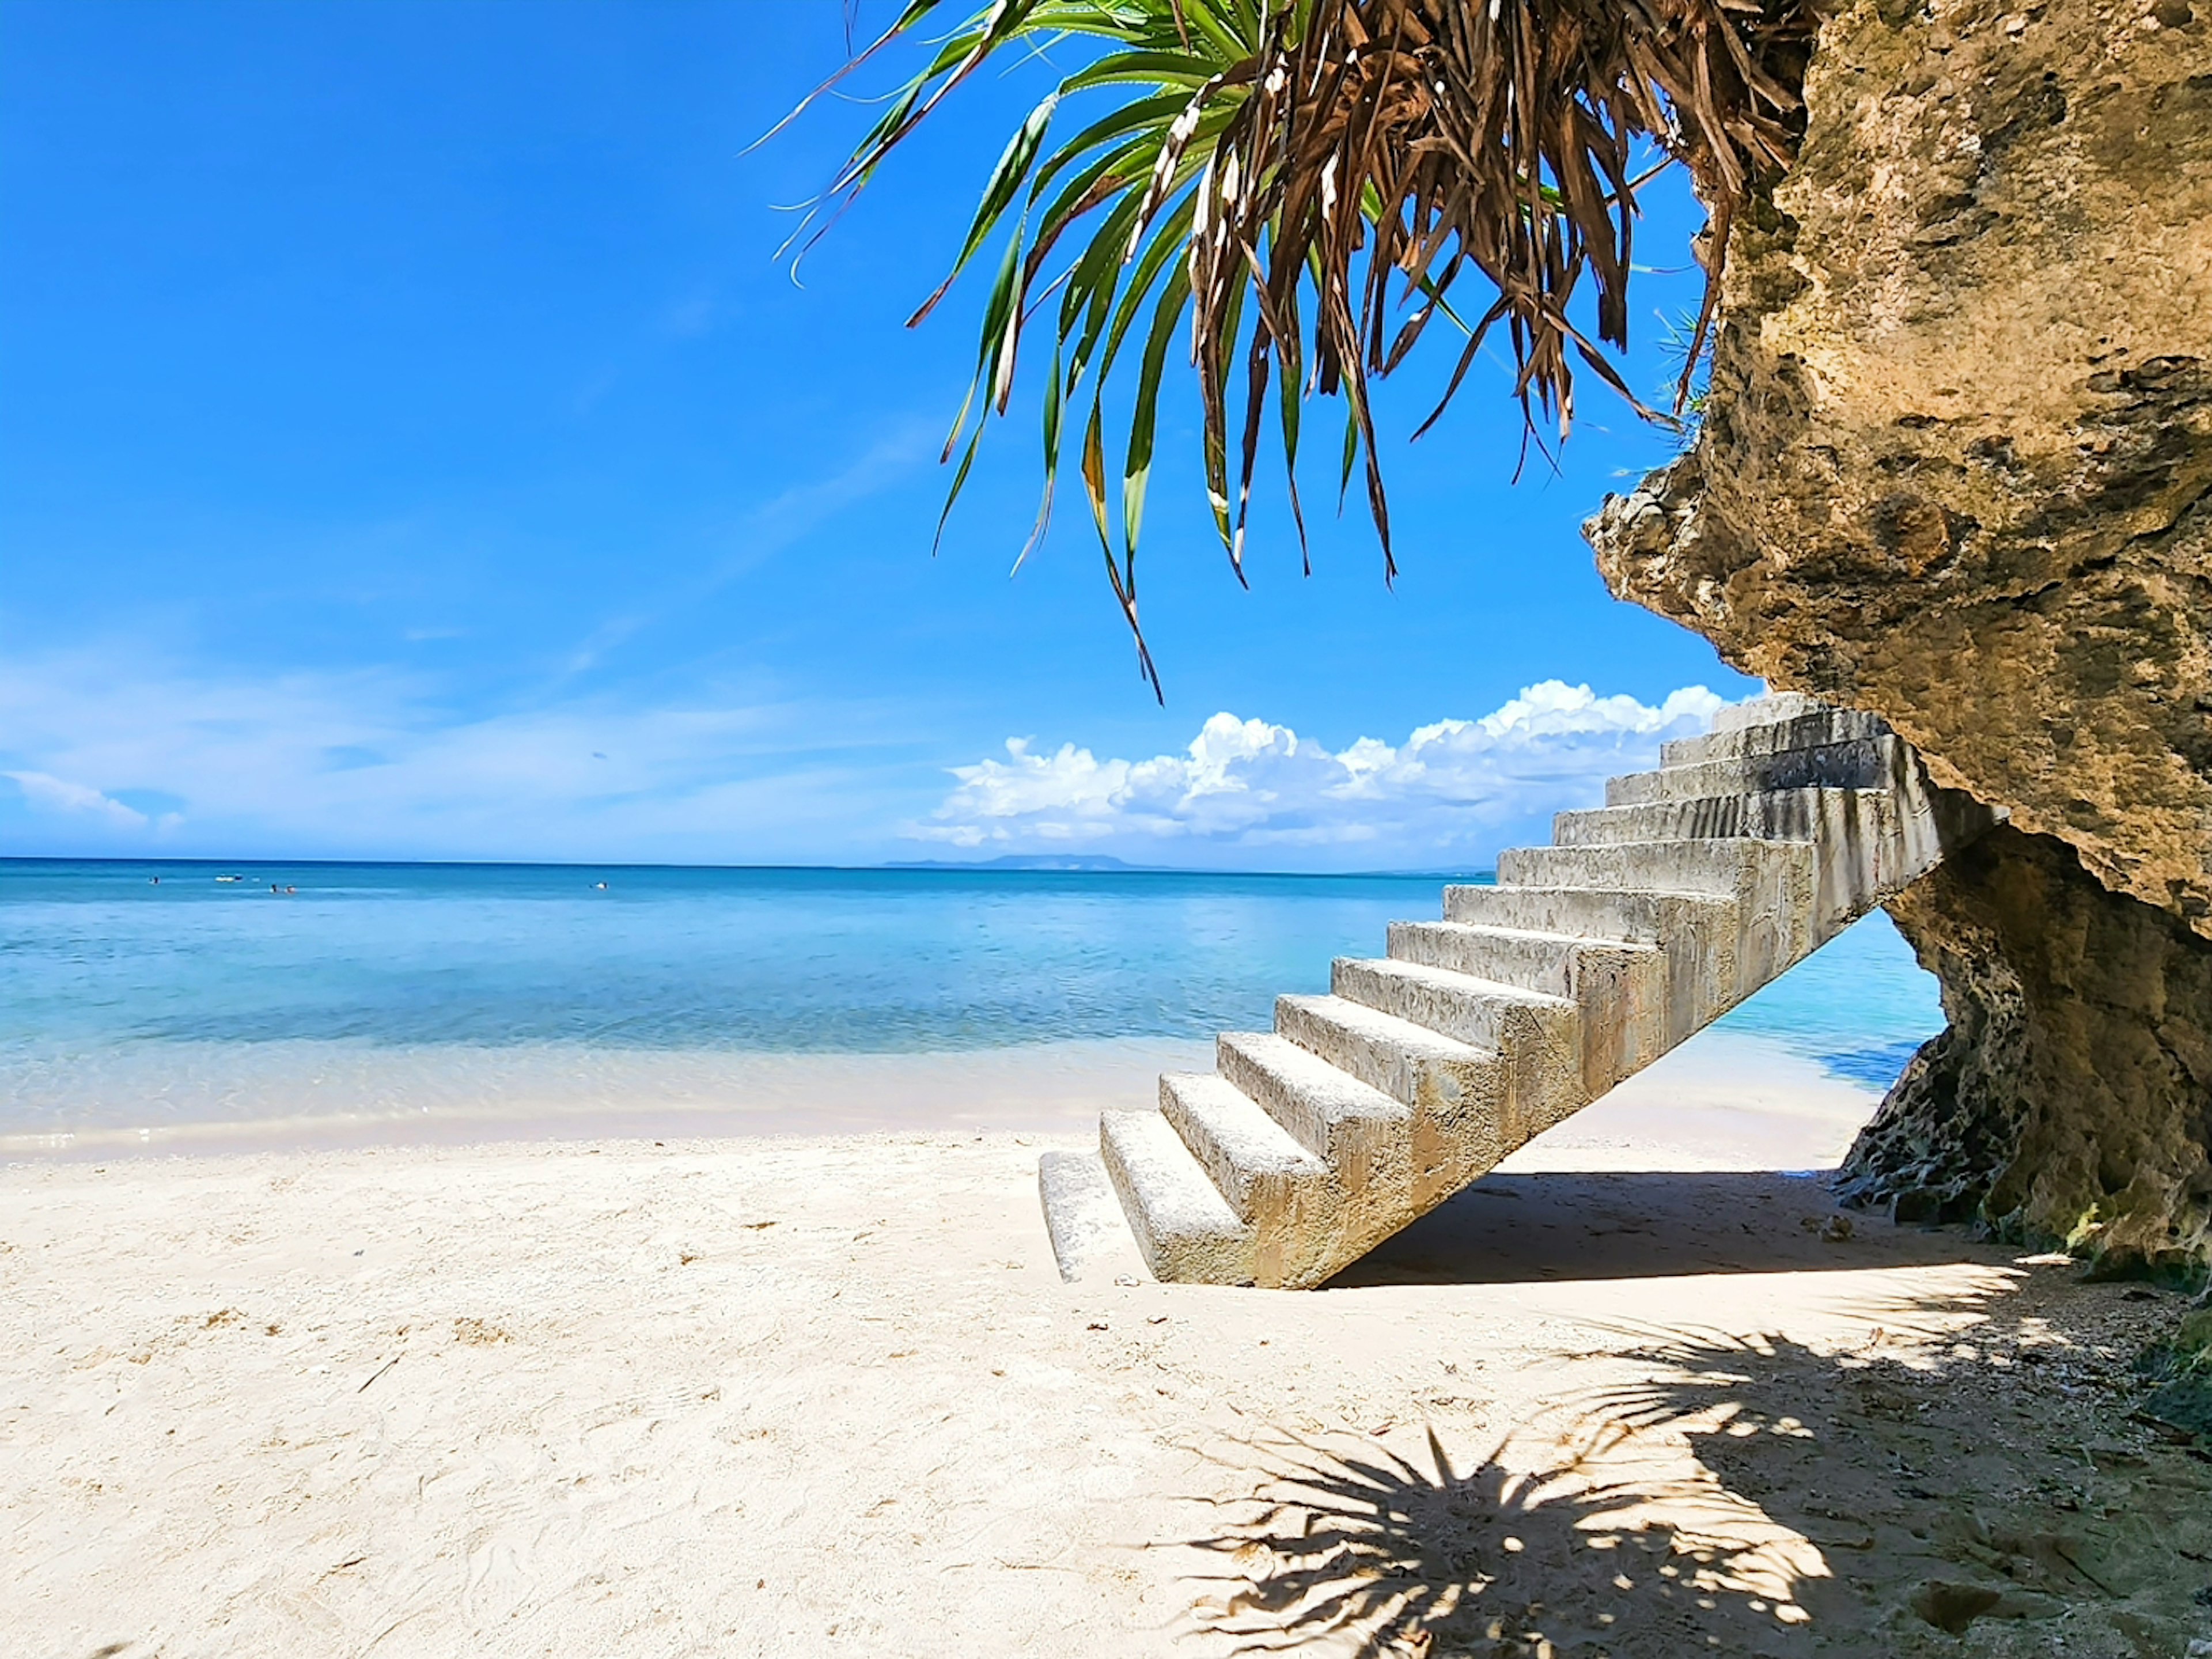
[[1180, 1287, 2212, 1657], [1185, 1414, 1823, 1657]]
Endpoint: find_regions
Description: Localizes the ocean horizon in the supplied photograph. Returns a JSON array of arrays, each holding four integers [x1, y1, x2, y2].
[[1, 856, 1940, 1152]]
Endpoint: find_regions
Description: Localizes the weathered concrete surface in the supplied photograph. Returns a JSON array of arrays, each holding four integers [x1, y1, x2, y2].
[[1837, 825, 2212, 1286], [1587, 0, 2212, 934]]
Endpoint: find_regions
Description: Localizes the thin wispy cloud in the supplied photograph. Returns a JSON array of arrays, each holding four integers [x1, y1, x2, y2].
[[550, 416, 940, 686], [2, 770, 160, 830], [0, 646, 916, 862], [911, 680, 1729, 863]]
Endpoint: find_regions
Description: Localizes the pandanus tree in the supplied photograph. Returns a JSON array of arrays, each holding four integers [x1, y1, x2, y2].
[[784, 0, 1816, 694]]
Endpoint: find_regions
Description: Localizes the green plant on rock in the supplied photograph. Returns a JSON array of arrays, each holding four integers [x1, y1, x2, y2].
[[2136, 1306, 2212, 1446], [786, 0, 1815, 691]]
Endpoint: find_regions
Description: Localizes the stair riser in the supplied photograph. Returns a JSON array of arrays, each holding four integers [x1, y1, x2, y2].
[[1661, 708, 1890, 767], [1157, 1075, 1338, 1289], [1554, 788, 1890, 847], [1501, 840, 1817, 991], [1709, 693, 1828, 734], [1387, 921, 1582, 995], [1442, 887, 1747, 1038], [1384, 923, 1672, 1071], [1214, 1035, 1414, 1220], [1606, 739, 1896, 806], [1158, 1075, 1323, 1222], [1499, 838, 1805, 900], [1274, 995, 1499, 1113], [1328, 959, 1587, 1137], [1099, 1111, 1255, 1286], [1272, 997, 1508, 1208]]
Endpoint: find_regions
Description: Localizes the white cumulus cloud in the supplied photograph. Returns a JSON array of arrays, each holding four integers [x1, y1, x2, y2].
[[914, 680, 1731, 866]]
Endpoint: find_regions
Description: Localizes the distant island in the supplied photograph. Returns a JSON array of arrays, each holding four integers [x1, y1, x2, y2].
[[884, 854, 1496, 880], [884, 854, 1167, 873]]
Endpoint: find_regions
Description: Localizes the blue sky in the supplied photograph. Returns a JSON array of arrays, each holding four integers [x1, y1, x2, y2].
[[0, 0, 1759, 870]]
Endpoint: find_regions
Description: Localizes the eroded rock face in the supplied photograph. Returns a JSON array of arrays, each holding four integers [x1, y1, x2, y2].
[[1836, 825, 2211, 1283], [1589, 0, 2211, 932], [1584, 0, 2212, 1273]]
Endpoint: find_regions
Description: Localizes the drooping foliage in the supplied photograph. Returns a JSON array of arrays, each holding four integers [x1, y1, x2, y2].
[[783, 0, 1815, 694]]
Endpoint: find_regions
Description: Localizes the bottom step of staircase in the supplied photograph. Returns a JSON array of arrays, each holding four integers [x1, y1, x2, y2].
[[1037, 1150, 1149, 1284]]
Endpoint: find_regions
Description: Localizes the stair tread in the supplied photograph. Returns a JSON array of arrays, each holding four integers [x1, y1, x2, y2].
[[1277, 991, 1497, 1060], [1161, 1071, 1323, 1176], [1331, 956, 1574, 1010], [1577, 783, 1889, 807], [1217, 1031, 1409, 1122], [1100, 1108, 1247, 1241], [1445, 881, 1737, 906], [1394, 918, 1662, 952], [1037, 1150, 1145, 1284]]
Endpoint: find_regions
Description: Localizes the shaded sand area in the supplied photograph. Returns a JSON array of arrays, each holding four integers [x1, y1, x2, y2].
[[5, 1038, 2209, 1657]]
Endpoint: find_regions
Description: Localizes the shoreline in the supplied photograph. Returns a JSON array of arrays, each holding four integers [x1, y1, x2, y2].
[[0, 1036, 1215, 1161], [1, 1027, 1876, 1166]]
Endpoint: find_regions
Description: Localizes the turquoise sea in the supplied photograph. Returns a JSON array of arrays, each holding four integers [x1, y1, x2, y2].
[[0, 859, 1942, 1150]]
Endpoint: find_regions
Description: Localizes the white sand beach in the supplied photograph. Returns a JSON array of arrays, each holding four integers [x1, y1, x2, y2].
[[5, 1039, 2207, 1658]]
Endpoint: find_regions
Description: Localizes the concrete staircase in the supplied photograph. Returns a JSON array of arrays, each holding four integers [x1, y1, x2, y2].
[[1037, 694, 2003, 1289]]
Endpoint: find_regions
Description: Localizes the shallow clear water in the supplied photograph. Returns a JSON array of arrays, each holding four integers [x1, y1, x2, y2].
[[0, 858, 1941, 1142]]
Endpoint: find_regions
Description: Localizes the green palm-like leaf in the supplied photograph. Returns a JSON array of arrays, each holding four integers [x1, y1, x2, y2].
[[792, 0, 1815, 697]]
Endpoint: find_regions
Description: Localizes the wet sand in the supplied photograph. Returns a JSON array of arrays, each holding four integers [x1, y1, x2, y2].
[[4, 1041, 2207, 1657]]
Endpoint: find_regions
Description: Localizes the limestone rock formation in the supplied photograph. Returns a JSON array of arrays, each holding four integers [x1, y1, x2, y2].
[[1588, 0, 2210, 933], [1836, 824, 2211, 1280], [1585, 0, 2211, 1275]]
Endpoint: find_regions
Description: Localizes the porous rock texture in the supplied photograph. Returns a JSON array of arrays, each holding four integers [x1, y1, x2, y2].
[[1834, 825, 2211, 1280], [1585, 0, 2212, 1275]]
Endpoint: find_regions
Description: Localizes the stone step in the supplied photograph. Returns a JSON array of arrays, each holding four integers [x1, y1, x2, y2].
[[1099, 1108, 1254, 1285], [1440, 882, 1737, 947], [1554, 786, 1890, 847], [1662, 706, 1889, 768], [1272, 992, 1498, 1112], [1381, 922, 1673, 1078], [1331, 955, 1599, 1111], [1498, 836, 1810, 900], [1157, 1071, 1336, 1288], [1157, 1070, 1325, 1225], [1440, 884, 1752, 1039], [1386, 918, 1657, 999], [1215, 1031, 1412, 1199], [1709, 691, 1827, 732], [1605, 738, 1896, 805], [1326, 956, 1573, 1051], [1037, 1149, 1149, 1284], [1498, 840, 1819, 988]]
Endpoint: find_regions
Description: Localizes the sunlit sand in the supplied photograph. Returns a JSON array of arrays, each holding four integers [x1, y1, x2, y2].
[[5, 1035, 2202, 1656]]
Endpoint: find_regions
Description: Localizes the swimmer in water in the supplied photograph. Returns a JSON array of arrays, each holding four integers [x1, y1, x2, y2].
[[593, 880, 609, 891]]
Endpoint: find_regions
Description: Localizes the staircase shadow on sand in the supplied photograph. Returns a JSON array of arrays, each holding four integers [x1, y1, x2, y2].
[[1324, 1170, 1995, 1287]]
